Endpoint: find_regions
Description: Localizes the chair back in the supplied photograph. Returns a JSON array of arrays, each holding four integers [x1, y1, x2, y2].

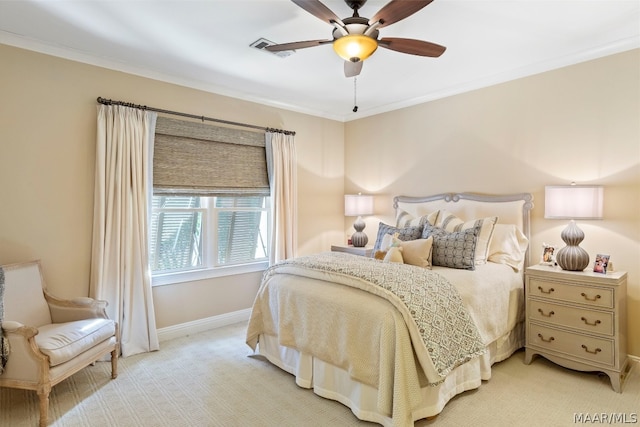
[[2, 261, 52, 327]]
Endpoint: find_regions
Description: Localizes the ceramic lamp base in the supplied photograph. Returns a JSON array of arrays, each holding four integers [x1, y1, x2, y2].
[[351, 216, 368, 247], [556, 220, 590, 271], [351, 231, 368, 248], [556, 245, 590, 271]]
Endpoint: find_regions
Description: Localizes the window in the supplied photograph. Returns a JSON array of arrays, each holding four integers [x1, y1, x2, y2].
[[150, 116, 271, 286], [150, 195, 269, 284]]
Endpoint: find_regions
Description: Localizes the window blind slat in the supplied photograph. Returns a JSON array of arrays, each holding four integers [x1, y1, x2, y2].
[[217, 211, 263, 264]]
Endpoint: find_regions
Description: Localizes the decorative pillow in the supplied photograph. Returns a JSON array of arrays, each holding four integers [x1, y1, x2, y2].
[[398, 236, 433, 268], [383, 246, 404, 263], [487, 224, 529, 271], [378, 233, 395, 252], [395, 209, 439, 228], [373, 232, 400, 260], [372, 222, 423, 253], [422, 223, 480, 270], [434, 210, 497, 265], [374, 250, 387, 260]]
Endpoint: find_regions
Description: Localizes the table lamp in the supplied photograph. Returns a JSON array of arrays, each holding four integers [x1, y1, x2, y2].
[[344, 193, 374, 247], [545, 184, 603, 271]]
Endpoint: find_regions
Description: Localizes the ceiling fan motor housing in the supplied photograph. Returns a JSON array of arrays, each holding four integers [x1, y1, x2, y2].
[[332, 17, 379, 62], [333, 16, 378, 38], [345, 0, 367, 15]]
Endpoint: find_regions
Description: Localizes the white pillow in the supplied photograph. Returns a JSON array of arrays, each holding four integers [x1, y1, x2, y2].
[[398, 236, 433, 269], [435, 210, 498, 265], [380, 233, 433, 268], [383, 246, 404, 263], [487, 224, 529, 271], [379, 233, 394, 251]]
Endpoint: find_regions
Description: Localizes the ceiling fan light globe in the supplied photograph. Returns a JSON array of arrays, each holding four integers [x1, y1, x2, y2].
[[333, 35, 378, 62]]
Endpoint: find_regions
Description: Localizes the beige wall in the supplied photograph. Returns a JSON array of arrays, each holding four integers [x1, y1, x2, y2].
[[0, 44, 345, 329], [345, 49, 640, 356], [1, 43, 638, 356]]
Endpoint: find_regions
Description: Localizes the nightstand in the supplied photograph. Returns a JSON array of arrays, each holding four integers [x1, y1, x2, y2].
[[331, 244, 373, 257], [524, 264, 629, 392]]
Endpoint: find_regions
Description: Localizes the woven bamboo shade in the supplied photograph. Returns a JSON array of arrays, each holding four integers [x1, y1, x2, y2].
[[153, 116, 269, 196]]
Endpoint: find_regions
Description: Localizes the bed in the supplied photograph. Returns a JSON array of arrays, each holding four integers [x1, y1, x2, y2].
[[246, 192, 534, 426]]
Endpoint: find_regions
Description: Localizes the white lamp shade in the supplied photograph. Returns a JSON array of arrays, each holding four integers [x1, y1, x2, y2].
[[344, 194, 374, 217], [545, 186, 603, 220]]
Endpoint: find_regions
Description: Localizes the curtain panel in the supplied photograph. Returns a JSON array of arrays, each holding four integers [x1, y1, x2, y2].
[[266, 131, 297, 264], [91, 105, 159, 357]]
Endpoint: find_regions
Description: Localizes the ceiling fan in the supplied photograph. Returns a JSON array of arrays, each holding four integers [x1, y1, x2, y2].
[[266, 0, 446, 77]]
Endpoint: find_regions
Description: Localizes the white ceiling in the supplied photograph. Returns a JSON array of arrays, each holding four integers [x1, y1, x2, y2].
[[1, 0, 638, 122]]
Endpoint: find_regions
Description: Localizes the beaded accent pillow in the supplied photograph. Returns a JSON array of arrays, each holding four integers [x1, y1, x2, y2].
[[434, 210, 497, 265], [422, 223, 480, 270]]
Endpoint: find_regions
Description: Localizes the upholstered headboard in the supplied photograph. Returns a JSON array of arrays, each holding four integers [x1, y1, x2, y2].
[[393, 192, 534, 265]]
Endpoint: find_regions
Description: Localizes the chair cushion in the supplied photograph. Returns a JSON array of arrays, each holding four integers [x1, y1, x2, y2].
[[36, 319, 116, 367]]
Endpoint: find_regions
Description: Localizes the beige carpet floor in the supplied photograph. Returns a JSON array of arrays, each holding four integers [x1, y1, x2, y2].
[[1, 322, 638, 427]]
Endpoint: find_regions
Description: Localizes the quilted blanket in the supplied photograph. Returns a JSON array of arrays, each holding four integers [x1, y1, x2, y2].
[[246, 252, 486, 386]]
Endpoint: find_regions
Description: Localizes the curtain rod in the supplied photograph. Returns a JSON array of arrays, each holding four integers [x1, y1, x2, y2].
[[96, 97, 295, 136]]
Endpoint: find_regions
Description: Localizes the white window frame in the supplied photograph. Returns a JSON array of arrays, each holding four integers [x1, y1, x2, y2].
[[151, 195, 270, 287]]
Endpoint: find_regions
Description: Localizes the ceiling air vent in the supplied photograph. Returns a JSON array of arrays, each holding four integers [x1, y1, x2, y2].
[[250, 38, 294, 58]]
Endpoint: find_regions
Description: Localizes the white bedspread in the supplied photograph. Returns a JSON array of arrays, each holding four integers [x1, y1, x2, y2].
[[246, 254, 524, 426], [434, 262, 525, 345]]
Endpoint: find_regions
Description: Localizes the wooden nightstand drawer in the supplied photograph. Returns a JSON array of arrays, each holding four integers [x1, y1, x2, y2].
[[529, 323, 615, 366], [528, 299, 614, 336], [528, 278, 614, 309]]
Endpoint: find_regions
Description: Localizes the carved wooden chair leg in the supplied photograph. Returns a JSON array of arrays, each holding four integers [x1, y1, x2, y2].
[[37, 386, 51, 427], [111, 349, 119, 379]]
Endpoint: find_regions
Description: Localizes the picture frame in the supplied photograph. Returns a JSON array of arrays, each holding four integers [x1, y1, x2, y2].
[[540, 243, 557, 266], [593, 254, 610, 274]]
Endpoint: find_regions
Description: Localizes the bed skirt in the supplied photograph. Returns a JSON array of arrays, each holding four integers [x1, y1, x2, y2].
[[255, 321, 524, 426]]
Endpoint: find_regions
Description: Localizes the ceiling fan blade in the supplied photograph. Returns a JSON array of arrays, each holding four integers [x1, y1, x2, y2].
[[344, 61, 363, 78], [370, 0, 434, 28], [265, 39, 333, 52], [292, 0, 344, 26], [378, 37, 446, 57]]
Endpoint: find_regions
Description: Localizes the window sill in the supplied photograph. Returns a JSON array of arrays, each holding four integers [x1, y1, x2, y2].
[[152, 261, 269, 287]]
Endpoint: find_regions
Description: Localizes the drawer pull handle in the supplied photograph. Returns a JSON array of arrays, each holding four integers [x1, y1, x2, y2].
[[537, 308, 555, 318], [581, 344, 602, 355], [538, 286, 555, 294], [581, 317, 601, 327], [537, 333, 555, 343], [580, 292, 601, 302]]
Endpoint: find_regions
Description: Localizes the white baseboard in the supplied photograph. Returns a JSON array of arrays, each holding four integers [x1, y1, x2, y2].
[[156, 308, 251, 342]]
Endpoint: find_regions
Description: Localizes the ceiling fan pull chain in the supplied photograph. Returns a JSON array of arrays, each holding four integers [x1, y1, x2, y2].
[[353, 77, 358, 113]]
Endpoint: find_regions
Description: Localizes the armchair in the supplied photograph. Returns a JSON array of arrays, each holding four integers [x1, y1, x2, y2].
[[0, 260, 118, 426]]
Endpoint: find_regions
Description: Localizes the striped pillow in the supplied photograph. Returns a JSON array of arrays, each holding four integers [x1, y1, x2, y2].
[[395, 209, 439, 228], [434, 210, 498, 265], [372, 222, 423, 253]]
